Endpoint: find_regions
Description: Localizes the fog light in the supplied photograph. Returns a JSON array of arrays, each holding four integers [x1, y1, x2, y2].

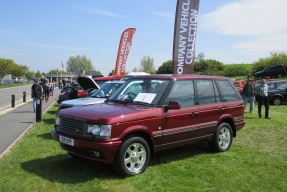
[[88, 150, 100, 157]]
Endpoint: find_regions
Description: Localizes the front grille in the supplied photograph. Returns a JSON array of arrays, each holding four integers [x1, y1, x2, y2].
[[60, 117, 86, 135]]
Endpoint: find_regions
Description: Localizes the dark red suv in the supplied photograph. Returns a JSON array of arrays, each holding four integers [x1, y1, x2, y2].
[[51, 75, 245, 176]]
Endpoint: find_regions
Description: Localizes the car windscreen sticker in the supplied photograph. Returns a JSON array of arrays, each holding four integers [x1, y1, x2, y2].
[[117, 94, 129, 101], [134, 93, 156, 104]]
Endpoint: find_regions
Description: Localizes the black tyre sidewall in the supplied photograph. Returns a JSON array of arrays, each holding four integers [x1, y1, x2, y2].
[[210, 123, 233, 152], [113, 137, 150, 177], [273, 97, 282, 105]]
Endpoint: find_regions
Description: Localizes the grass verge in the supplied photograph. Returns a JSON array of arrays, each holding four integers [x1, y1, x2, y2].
[[0, 103, 286, 192]]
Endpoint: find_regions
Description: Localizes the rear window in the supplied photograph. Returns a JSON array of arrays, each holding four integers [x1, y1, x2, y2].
[[195, 80, 219, 105], [217, 80, 239, 101]]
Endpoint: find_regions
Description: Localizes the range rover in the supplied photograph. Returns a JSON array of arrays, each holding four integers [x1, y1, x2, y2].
[[51, 74, 245, 176]]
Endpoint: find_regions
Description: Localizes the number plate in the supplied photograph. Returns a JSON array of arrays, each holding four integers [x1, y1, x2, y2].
[[59, 135, 74, 146]]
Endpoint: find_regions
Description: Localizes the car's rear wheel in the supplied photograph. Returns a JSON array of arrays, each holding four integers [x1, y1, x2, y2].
[[209, 123, 233, 152], [113, 137, 150, 177], [272, 97, 282, 105], [277, 73, 282, 78]]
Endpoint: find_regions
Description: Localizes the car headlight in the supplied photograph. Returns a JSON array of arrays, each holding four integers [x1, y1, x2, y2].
[[55, 116, 61, 126], [87, 124, 111, 138]]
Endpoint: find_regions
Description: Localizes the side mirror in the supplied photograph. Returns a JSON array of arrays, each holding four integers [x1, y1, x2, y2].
[[163, 100, 181, 112]]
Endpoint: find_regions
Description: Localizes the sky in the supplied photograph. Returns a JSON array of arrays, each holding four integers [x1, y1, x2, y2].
[[1, 0, 287, 76]]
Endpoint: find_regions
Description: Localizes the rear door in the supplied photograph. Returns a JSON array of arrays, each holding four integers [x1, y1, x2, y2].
[[195, 79, 224, 138]]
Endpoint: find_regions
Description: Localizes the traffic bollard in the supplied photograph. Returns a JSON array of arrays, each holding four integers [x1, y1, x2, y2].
[[11, 95, 15, 108], [23, 91, 26, 102], [36, 97, 42, 122]]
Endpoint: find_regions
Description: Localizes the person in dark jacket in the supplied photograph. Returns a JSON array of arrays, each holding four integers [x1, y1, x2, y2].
[[31, 79, 43, 112], [242, 78, 255, 113], [255, 79, 270, 119]]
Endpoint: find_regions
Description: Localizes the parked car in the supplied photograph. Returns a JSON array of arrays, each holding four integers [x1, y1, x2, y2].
[[255, 80, 287, 91], [51, 74, 245, 177], [267, 82, 287, 105], [254, 65, 287, 78], [57, 76, 100, 104], [58, 80, 125, 112], [94, 75, 123, 85], [232, 79, 246, 95]]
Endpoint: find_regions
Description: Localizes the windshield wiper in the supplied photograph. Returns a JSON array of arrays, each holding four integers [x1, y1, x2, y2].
[[132, 101, 157, 106], [106, 99, 132, 104]]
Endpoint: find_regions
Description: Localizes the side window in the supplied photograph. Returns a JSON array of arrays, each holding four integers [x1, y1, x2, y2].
[[165, 80, 195, 107], [217, 80, 239, 101], [195, 80, 216, 105]]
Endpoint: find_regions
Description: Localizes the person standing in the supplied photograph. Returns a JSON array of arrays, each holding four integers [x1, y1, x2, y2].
[[44, 80, 51, 103], [39, 75, 46, 100], [255, 79, 270, 119], [242, 78, 255, 113], [31, 79, 43, 112]]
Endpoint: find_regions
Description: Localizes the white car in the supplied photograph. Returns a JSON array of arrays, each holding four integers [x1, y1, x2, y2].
[[58, 79, 125, 111]]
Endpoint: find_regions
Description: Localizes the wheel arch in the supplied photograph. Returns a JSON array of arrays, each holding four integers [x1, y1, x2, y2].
[[217, 118, 236, 137], [121, 131, 154, 155]]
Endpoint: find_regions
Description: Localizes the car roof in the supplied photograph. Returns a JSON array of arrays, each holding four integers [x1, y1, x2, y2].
[[129, 74, 229, 80]]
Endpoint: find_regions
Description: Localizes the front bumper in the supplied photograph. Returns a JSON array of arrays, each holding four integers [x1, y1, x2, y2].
[[51, 128, 121, 164]]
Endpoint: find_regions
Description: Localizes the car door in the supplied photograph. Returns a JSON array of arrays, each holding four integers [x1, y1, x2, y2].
[[195, 79, 224, 138], [160, 80, 199, 150]]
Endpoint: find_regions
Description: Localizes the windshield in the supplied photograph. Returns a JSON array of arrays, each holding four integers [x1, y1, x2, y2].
[[276, 82, 287, 90], [108, 78, 170, 106], [90, 82, 124, 98]]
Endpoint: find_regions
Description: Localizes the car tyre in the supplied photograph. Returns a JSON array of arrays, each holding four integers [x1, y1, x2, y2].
[[113, 137, 150, 177], [272, 97, 282, 105], [277, 73, 282, 78], [209, 123, 233, 152]]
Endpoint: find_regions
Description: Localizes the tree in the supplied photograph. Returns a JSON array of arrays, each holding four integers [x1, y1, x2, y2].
[[35, 71, 42, 80], [0, 58, 16, 85], [48, 69, 67, 75], [66, 55, 95, 75], [11, 64, 29, 77], [157, 60, 172, 74], [252, 51, 287, 75], [139, 55, 156, 74]]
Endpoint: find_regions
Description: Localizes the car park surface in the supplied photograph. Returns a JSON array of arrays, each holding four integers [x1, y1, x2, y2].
[[51, 74, 245, 177]]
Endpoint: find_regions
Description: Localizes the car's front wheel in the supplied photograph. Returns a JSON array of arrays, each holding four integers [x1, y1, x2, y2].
[[113, 137, 150, 177], [209, 123, 233, 152], [272, 97, 282, 105], [277, 73, 282, 78]]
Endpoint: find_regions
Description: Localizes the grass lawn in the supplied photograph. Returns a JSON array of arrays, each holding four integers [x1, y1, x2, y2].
[[0, 103, 286, 192]]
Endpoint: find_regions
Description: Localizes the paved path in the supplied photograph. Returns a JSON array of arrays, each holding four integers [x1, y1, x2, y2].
[[0, 88, 61, 158]]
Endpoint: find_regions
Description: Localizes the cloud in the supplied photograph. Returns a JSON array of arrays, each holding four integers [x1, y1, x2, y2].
[[201, 0, 287, 36], [152, 11, 174, 19], [198, 0, 287, 63], [75, 7, 124, 18]]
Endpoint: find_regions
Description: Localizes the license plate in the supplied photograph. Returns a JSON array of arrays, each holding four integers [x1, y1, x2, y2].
[[59, 135, 74, 146]]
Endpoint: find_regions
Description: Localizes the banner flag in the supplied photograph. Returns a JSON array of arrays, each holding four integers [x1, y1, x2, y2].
[[114, 28, 136, 76], [61, 61, 64, 68], [172, 0, 200, 74]]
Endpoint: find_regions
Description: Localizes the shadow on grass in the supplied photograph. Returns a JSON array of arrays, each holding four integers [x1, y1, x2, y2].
[[37, 132, 53, 140], [20, 142, 211, 181], [150, 141, 212, 166], [20, 154, 118, 183], [42, 117, 56, 124]]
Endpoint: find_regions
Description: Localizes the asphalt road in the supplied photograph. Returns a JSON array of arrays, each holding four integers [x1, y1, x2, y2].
[[0, 86, 61, 158], [0, 84, 33, 110]]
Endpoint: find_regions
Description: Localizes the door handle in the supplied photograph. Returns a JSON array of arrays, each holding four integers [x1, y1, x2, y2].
[[219, 108, 224, 114], [192, 112, 198, 117]]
